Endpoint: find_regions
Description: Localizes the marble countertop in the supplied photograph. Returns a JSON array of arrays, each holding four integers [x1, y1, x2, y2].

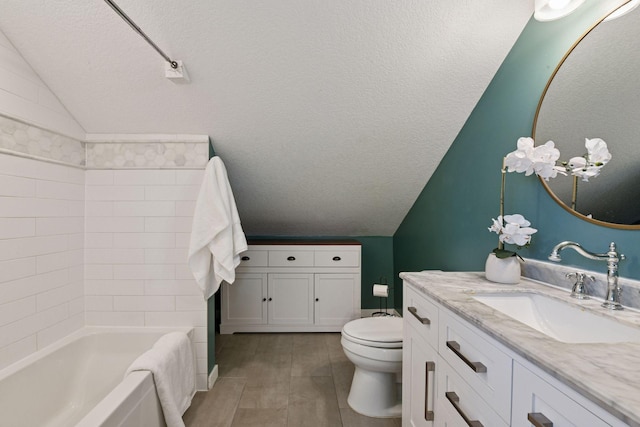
[[400, 270, 640, 427]]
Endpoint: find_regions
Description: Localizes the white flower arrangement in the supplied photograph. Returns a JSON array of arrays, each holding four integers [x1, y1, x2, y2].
[[489, 214, 537, 247], [504, 137, 566, 180], [563, 137, 611, 182], [489, 136, 611, 258]]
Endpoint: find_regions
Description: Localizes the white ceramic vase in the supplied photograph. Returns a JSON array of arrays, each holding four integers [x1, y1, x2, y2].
[[485, 252, 521, 284]]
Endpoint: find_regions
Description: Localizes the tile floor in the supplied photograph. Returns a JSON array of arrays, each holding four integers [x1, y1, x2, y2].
[[183, 333, 402, 427]]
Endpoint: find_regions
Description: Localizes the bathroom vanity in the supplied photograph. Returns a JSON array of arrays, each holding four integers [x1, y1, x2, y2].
[[402, 270, 640, 427], [220, 241, 361, 334]]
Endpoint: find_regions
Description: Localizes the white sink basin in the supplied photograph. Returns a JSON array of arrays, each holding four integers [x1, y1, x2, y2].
[[473, 292, 640, 344]]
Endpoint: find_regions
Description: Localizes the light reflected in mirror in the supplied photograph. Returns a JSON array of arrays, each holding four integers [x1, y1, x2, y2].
[[534, 3, 640, 228]]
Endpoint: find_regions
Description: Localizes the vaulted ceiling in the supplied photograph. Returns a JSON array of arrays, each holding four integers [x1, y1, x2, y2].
[[0, 1, 532, 236]]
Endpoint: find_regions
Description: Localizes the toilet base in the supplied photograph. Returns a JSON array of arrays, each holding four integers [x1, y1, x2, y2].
[[347, 366, 402, 418]]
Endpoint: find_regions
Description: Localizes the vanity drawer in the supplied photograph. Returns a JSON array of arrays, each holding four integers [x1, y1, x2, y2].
[[439, 309, 512, 423], [404, 285, 439, 350], [512, 362, 611, 427], [436, 354, 509, 427], [314, 250, 360, 267], [238, 250, 268, 267], [268, 250, 314, 267]]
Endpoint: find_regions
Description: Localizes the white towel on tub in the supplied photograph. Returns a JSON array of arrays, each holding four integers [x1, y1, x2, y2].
[[126, 332, 195, 427], [188, 156, 248, 300]]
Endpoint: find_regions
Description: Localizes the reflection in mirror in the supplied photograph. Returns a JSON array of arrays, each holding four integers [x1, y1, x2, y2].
[[534, 4, 640, 227]]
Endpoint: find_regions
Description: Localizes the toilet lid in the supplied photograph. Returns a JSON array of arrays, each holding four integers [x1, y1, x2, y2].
[[342, 317, 403, 348]]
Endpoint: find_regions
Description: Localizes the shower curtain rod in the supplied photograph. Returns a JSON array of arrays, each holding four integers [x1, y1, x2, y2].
[[104, 0, 178, 69]]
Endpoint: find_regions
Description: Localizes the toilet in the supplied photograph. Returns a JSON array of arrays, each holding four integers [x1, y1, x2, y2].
[[340, 316, 403, 418]]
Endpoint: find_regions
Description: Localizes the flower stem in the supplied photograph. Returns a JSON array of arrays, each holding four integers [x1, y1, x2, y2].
[[571, 175, 578, 211], [499, 157, 506, 251]]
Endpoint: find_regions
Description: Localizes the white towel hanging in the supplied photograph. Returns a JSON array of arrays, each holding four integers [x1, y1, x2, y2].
[[188, 156, 247, 299]]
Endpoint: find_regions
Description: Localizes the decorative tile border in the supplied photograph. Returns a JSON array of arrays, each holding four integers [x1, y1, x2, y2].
[[0, 114, 85, 166], [0, 115, 210, 170], [85, 141, 209, 169]]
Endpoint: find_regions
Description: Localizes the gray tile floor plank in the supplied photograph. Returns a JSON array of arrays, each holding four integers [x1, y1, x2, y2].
[[184, 332, 401, 427]]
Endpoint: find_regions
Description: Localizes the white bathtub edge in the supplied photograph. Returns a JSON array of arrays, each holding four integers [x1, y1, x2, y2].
[[74, 371, 154, 427], [0, 326, 194, 382]]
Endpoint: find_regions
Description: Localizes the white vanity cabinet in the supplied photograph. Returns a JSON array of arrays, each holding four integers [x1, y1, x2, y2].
[[403, 279, 628, 427], [220, 242, 361, 334], [403, 286, 510, 427], [402, 285, 439, 427]]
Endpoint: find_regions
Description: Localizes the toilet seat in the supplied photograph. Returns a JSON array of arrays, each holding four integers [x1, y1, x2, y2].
[[341, 317, 403, 349]]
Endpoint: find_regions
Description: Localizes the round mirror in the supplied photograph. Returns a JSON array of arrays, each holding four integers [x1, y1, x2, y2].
[[534, 3, 640, 228]]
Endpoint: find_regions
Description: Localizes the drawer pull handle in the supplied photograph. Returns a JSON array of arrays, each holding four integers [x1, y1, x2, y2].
[[528, 413, 553, 427], [241, 256, 250, 261], [424, 361, 435, 421], [445, 391, 483, 427], [332, 256, 341, 261], [446, 341, 487, 373], [408, 307, 430, 325], [287, 256, 296, 261]]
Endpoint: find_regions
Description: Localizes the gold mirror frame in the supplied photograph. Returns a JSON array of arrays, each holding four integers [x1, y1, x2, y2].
[[532, 1, 639, 230]]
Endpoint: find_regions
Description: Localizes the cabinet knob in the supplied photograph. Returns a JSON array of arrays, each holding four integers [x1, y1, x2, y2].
[[262, 298, 267, 302], [268, 297, 273, 301], [241, 256, 250, 261], [315, 298, 319, 302], [332, 256, 341, 261], [287, 256, 296, 261]]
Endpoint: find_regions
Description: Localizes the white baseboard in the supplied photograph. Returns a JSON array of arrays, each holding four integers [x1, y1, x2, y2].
[[360, 308, 401, 318], [207, 365, 219, 390]]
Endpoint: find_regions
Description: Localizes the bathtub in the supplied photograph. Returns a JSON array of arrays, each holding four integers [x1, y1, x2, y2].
[[0, 326, 194, 427]]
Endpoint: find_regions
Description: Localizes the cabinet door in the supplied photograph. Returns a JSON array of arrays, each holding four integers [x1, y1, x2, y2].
[[314, 274, 357, 326], [268, 273, 314, 325], [221, 273, 267, 325], [512, 362, 611, 427], [402, 323, 437, 427]]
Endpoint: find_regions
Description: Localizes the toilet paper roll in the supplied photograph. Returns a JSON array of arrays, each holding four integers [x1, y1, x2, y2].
[[373, 284, 389, 298]]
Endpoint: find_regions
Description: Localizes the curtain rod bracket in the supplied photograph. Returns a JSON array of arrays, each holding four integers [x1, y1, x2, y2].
[[104, 0, 187, 79]]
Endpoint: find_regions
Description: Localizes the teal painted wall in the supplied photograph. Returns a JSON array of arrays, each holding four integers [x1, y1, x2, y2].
[[393, 1, 639, 312], [358, 236, 395, 310]]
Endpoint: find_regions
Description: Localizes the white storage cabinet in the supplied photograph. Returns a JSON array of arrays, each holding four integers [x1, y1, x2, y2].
[[221, 242, 361, 334]]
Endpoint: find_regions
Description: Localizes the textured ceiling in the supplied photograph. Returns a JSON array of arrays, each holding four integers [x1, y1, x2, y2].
[[0, 0, 532, 236]]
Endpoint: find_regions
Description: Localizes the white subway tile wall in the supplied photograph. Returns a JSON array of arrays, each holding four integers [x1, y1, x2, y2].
[[85, 166, 208, 389], [0, 152, 85, 370], [0, 112, 211, 390]]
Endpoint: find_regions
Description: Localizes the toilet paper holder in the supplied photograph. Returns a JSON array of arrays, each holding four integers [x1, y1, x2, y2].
[[372, 279, 393, 317]]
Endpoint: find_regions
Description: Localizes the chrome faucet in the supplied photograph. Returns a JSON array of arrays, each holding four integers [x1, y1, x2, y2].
[[549, 241, 625, 310]]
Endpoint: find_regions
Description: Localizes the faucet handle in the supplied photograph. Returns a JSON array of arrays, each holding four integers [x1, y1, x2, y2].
[[566, 272, 593, 299], [608, 242, 625, 261]]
